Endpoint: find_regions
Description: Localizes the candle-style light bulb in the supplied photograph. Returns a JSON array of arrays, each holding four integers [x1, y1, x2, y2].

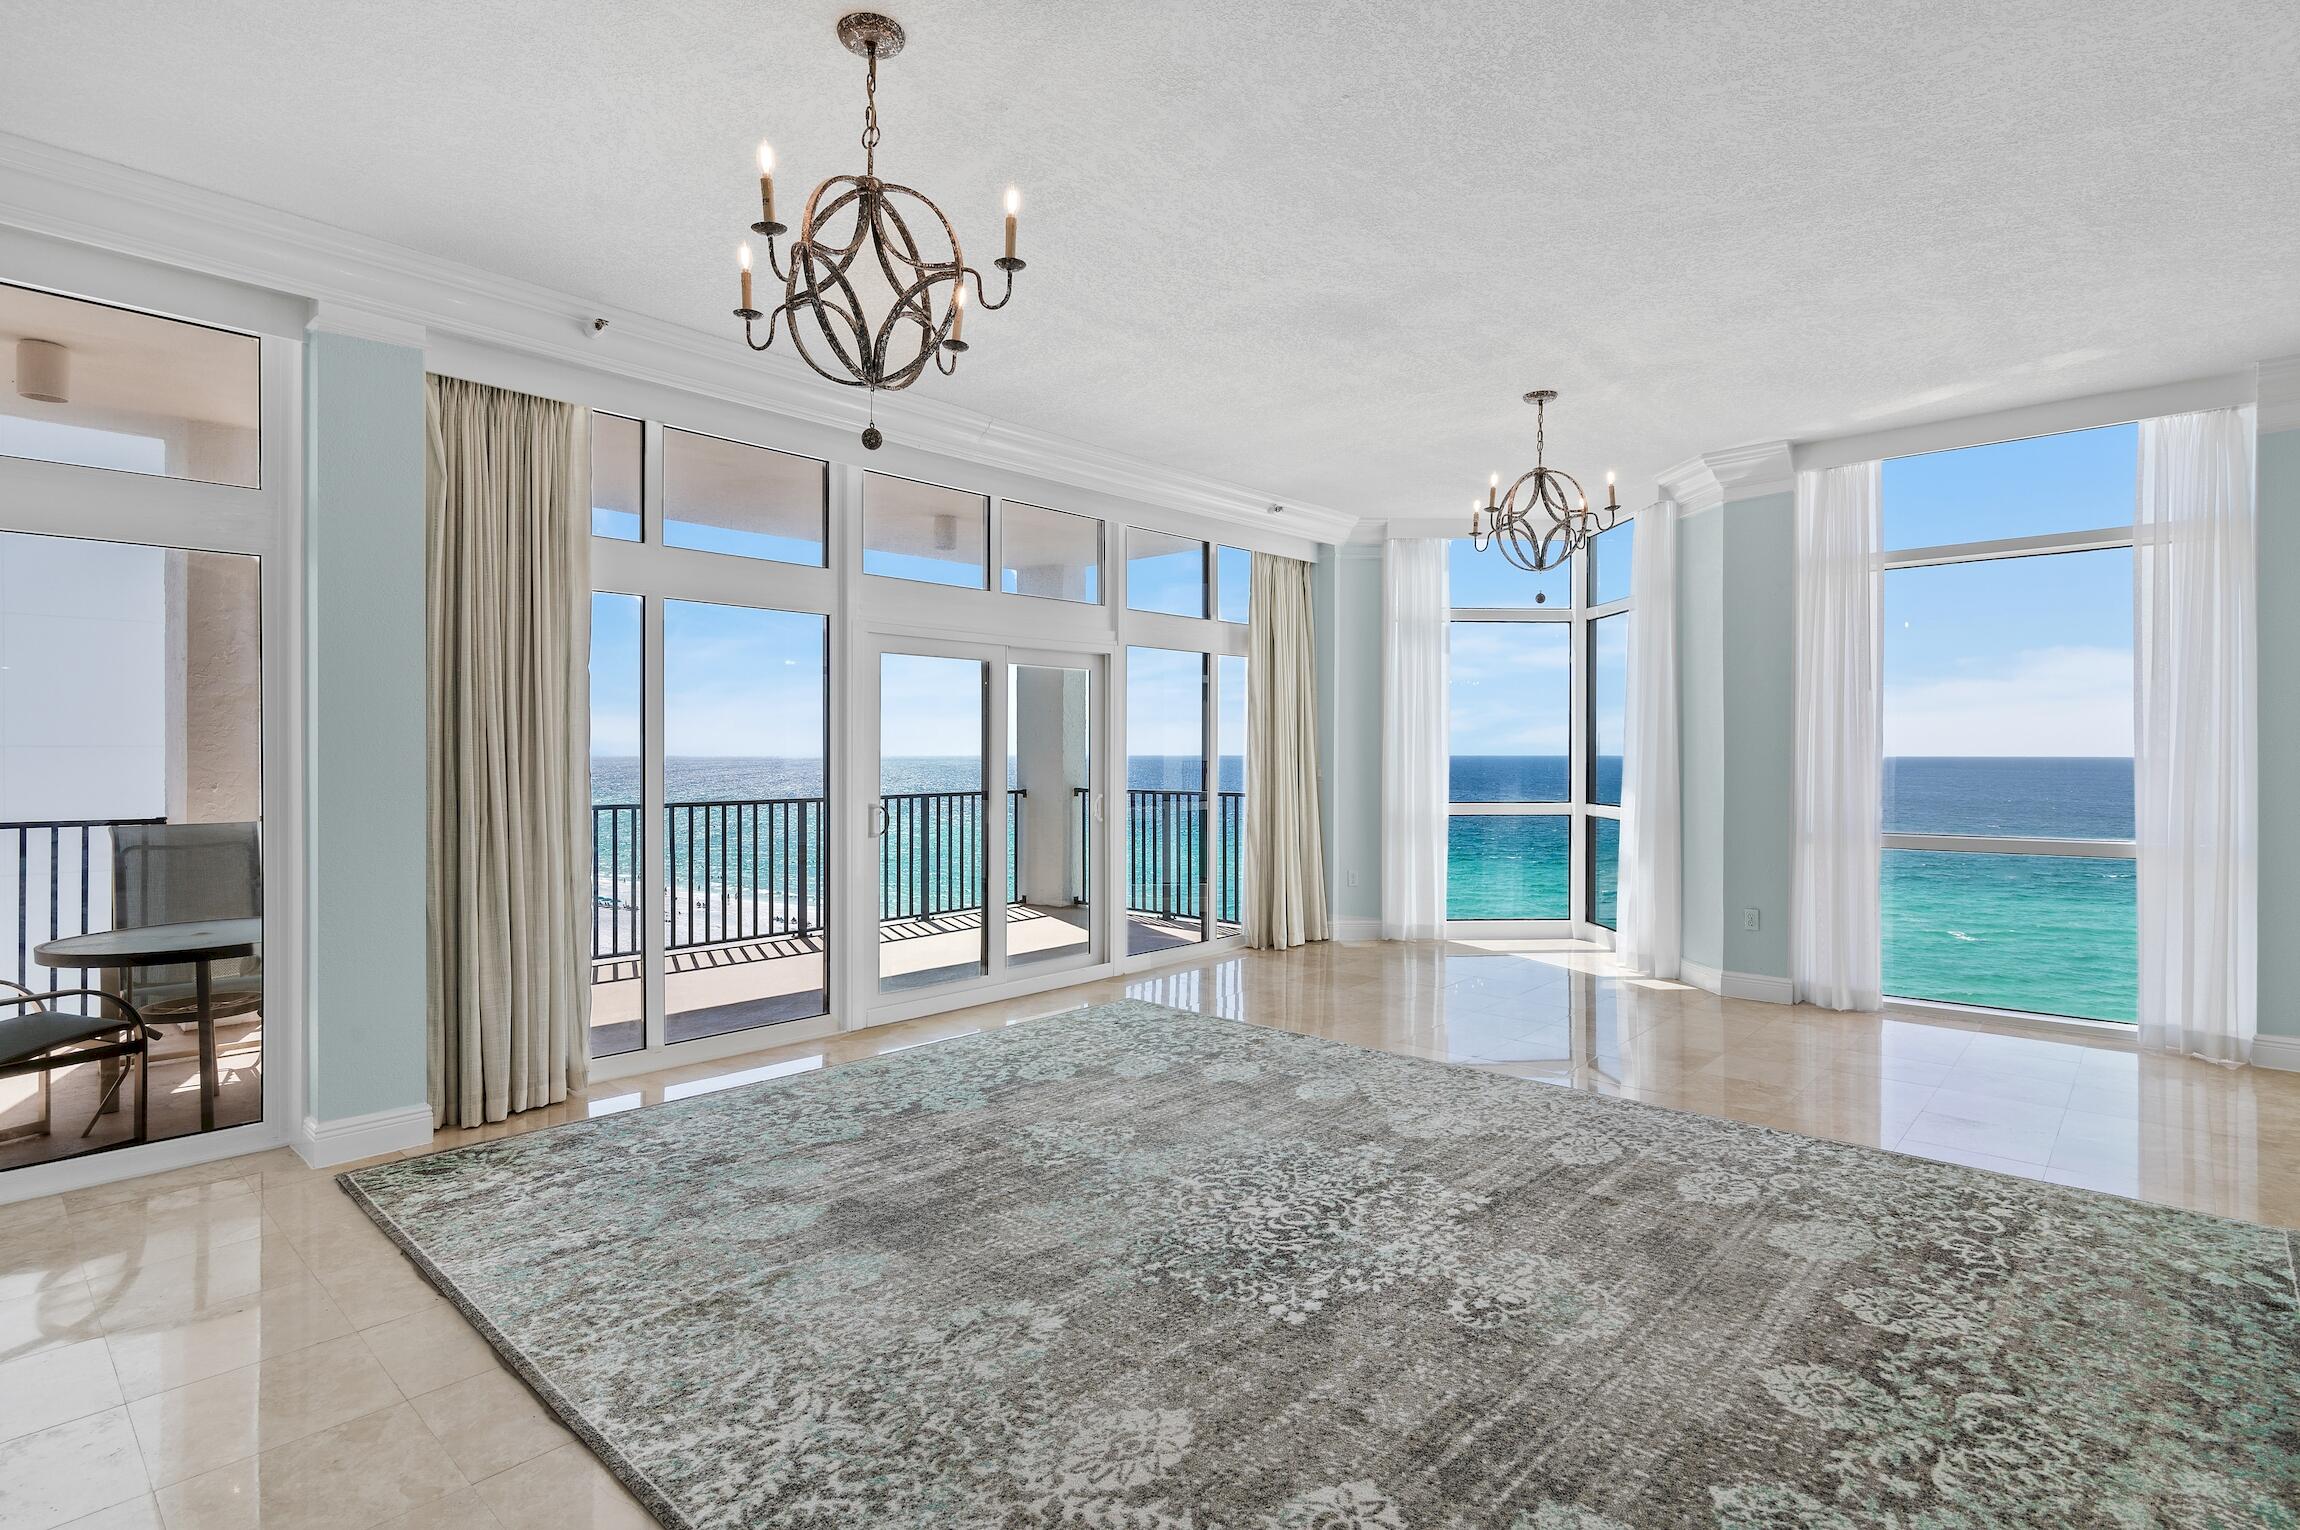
[[951, 281, 965, 340], [755, 141, 778, 232], [1002, 185, 1020, 262], [1487, 470, 1499, 509], [738, 242, 754, 312], [1605, 469, 1619, 510]]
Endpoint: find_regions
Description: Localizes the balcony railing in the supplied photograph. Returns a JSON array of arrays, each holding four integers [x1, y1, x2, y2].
[[590, 787, 1244, 974], [2, 817, 167, 990]]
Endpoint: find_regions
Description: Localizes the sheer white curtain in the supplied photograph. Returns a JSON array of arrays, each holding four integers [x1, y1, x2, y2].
[[1618, 502, 1680, 979], [2135, 408, 2257, 1065], [1790, 462, 1883, 1011], [1381, 539, 1449, 940]]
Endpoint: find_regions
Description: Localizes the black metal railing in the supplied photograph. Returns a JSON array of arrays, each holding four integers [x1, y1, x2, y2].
[[3, 817, 167, 989], [591, 804, 643, 960], [589, 785, 1245, 978], [1124, 789, 1245, 926], [664, 798, 825, 951]]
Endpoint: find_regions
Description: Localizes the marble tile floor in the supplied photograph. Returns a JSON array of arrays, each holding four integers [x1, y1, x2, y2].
[[3, 937, 2296, 1528]]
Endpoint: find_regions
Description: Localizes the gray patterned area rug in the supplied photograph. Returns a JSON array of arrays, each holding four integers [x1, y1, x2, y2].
[[340, 1001, 2300, 1529]]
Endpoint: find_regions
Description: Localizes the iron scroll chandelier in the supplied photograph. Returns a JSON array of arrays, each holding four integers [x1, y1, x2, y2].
[[734, 11, 1025, 450], [1469, 389, 1619, 577]]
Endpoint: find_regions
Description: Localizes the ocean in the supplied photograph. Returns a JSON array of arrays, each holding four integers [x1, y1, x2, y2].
[[1443, 753, 2135, 1023], [593, 753, 2136, 1025]]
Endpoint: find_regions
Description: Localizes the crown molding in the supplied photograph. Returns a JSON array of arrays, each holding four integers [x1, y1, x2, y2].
[[306, 303, 426, 349], [1657, 455, 1722, 516], [0, 131, 1356, 544], [1657, 440, 1792, 517], [1704, 440, 1796, 500], [2261, 357, 2300, 435], [1793, 369, 2255, 473]]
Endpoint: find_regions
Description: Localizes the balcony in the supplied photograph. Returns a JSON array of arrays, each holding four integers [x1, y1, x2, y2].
[[590, 787, 1244, 1048]]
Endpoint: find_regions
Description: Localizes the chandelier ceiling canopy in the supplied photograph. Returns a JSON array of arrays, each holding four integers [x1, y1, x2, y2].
[[733, 11, 1025, 450], [1470, 390, 1619, 579]]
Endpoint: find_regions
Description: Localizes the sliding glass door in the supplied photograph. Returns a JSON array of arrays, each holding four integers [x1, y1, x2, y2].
[[865, 634, 1103, 1008]]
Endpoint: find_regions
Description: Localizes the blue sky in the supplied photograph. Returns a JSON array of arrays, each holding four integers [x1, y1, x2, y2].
[[1881, 423, 2135, 757]]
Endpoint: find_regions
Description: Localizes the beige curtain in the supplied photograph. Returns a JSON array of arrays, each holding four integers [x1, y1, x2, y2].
[[426, 375, 590, 1127], [1242, 552, 1330, 949]]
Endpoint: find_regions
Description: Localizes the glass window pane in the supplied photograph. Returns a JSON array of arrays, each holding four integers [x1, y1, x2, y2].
[[590, 413, 641, 542], [1008, 662, 1092, 967], [1216, 655, 1246, 931], [1591, 521, 1633, 606], [1882, 849, 2135, 1021], [879, 653, 988, 990], [1446, 816, 1569, 920], [1001, 502, 1100, 603], [0, 533, 267, 1168], [1591, 613, 1626, 807], [0, 284, 261, 488], [1127, 529, 1207, 617], [1449, 537, 1570, 609], [588, 593, 644, 1058], [1127, 647, 1206, 952], [1882, 423, 2135, 550], [1449, 621, 1569, 802], [865, 474, 989, 588], [663, 602, 828, 1038], [1882, 549, 2133, 838], [662, 428, 826, 565], [1591, 817, 1619, 930], [1217, 545, 1252, 624]]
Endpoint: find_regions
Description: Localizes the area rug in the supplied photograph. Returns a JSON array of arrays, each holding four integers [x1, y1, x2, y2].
[[340, 1001, 2300, 1529]]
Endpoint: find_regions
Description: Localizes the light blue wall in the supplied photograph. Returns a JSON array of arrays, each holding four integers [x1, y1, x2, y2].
[[2259, 428, 2300, 1040], [304, 331, 429, 1122], [1328, 545, 1384, 924], [1675, 491, 1795, 983], [1677, 508, 1725, 971], [1719, 490, 1795, 979]]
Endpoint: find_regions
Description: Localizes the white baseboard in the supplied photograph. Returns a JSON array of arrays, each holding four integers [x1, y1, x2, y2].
[[1676, 959, 1794, 1005], [1721, 971, 1796, 1005], [296, 1104, 435, 1168], [2253, 1035, 2300, 1073], [1329, 917, 1383, 943]]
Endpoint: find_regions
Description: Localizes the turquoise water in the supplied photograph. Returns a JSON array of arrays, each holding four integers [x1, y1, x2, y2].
[[1881, 850, 2135, 1021], [1442, 754, 2136, 1022]]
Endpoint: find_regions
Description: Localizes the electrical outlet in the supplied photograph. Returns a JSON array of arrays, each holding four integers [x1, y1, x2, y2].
[[1742, 907, 1761, 931], [1346, 870, 1361, 888]]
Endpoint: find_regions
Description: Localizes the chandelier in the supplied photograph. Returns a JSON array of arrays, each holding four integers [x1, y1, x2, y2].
[[1469, 390, 1619, 578], [733, 11, 1025, 450]]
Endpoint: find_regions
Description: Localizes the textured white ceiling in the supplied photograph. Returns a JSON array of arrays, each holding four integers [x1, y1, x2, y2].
[[3, 1, 2295, 520]]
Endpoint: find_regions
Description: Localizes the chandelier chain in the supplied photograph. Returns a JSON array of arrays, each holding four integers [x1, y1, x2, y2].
[[861, 48, 881, 175]]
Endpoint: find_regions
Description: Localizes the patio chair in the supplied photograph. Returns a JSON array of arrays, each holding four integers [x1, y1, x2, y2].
[[110, 821, 264, 1022], [0, 985, 150, 1144]]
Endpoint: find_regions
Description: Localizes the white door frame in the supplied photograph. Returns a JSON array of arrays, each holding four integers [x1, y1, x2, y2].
[[856, 631, 1112, 1024], [0, 301, 302, 1202]]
